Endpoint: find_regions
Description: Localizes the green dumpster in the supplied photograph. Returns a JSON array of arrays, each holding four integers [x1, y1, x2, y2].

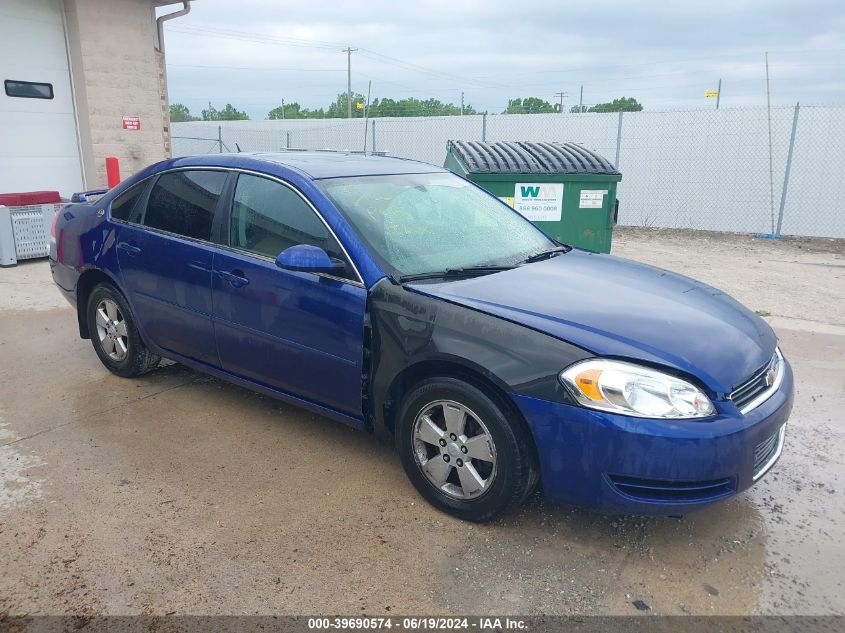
[[444, 141, 622, 253]]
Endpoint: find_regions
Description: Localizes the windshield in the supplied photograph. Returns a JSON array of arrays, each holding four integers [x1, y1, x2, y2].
[[318, 172, 556, 278]]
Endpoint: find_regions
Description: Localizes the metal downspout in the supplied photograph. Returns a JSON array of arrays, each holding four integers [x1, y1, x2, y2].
[[156, 1, 191, 54]]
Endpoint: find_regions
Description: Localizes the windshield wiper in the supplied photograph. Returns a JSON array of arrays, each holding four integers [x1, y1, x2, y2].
[[520, 246, 570, 264], [398, 265, 513, 283]]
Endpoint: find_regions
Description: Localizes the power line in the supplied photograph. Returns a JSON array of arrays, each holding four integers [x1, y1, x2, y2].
[[504, 61, 845, 92], [354, 49, 502, 89], [478, 46, 845, 79], [167, 23, 503, 90], [168, 63, 344, 72], [166, 23, 844, 105], [169, 24, 343, 50]]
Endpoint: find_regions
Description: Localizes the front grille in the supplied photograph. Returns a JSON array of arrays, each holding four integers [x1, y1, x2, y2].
[[753, 426, 785, 480], [608, 474, 735, 503], [731, 350, 781, 413]]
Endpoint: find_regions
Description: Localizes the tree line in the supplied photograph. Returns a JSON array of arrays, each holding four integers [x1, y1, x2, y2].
[[170, 95, 643, 122]]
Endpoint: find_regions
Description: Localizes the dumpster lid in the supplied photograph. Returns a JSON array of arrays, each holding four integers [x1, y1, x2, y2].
[[448, 141, 620, 175]]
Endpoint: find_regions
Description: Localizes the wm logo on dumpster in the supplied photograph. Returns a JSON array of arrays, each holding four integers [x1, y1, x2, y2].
[[519, 185, 557, 198]]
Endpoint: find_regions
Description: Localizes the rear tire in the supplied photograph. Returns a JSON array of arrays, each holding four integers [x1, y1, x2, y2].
[[396, 377, 538, 522], [86, 283, 160, 377]]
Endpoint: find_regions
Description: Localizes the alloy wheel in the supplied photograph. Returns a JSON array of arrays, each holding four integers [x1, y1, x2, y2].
[[412, 400, 497, 499], [95, 298, 129, 362]]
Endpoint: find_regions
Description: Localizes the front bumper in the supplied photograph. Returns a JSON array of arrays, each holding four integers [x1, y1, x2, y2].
[[512, 360, 794, 514]]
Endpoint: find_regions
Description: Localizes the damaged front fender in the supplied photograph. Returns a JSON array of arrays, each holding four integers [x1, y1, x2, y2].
[[366, 279, 591, 440]]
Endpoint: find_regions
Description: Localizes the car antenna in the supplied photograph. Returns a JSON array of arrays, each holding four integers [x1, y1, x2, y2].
[[235, 143, 242, 153]]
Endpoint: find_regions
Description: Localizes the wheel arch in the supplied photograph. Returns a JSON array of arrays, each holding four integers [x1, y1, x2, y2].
[[380, 357, 537, 457], [75, 268, 124, 339]]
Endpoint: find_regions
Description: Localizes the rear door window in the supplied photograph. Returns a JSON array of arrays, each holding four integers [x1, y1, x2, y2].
[[142, 170, 227, 241]]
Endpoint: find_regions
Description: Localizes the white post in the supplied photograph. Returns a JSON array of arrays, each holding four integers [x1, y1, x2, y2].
[[0, 206, 17, 266]]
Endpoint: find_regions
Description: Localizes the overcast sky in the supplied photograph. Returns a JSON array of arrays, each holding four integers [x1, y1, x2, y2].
[[161, 0, 845, 120]]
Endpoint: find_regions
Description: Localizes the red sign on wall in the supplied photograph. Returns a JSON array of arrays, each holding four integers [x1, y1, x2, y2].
[[122, 115, 141, 131]]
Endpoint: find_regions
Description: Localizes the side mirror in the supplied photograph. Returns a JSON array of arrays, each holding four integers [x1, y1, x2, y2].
[[275, 244, 345, 275]]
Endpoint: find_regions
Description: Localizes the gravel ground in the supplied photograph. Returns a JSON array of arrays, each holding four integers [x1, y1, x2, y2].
[[0, 228, 843, 617]]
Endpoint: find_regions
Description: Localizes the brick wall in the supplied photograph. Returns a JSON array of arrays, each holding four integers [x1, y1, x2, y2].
[[64, 0, 170, 188]]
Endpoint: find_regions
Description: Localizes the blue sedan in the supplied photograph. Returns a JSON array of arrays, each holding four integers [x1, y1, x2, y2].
[[50, 152, 793, 521]]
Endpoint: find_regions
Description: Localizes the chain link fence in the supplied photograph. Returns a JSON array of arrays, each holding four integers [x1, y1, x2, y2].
[[172, 106, 845, 239]]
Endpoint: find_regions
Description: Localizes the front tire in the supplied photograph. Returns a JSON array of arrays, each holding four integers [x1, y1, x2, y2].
[[396, 377, 538, 522], [86, 283, 160, 377]]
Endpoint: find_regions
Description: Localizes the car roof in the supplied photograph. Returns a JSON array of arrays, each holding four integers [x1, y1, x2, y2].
[[169, 151, 446, 180]]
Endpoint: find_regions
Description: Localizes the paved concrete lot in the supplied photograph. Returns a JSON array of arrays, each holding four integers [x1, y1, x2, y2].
[[0, 229, 843, 616]]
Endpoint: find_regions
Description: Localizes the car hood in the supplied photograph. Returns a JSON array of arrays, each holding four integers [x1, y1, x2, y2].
[[407, 250, 776, 394]]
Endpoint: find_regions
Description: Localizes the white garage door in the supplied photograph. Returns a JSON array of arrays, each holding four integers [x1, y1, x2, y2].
[[0, 0, 84, 198]]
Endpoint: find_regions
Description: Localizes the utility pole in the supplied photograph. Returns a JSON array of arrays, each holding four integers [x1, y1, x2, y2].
[[281, 98, 285, 120], [715, 78, 721, 110], [343, 46, 358, 119], [578, 85, 583, 112], [554, 91, 567, 113], [461, 91, 464, 116]]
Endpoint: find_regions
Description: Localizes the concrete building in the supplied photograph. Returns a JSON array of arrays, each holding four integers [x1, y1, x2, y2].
[[0, 0, 191, 197]]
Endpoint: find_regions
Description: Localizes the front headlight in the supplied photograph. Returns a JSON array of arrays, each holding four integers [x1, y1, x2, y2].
[[560, 359, 715, 419]]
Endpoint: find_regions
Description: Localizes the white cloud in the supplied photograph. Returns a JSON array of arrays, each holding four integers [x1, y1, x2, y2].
[[163, 0, 845, 118]]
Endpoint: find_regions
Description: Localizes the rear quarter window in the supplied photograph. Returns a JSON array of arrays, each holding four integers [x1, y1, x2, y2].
[[110, 183, 146, 221], [143, 170, 226, 241]]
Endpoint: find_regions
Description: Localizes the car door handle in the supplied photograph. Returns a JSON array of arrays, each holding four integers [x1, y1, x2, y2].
[[217, 269, 250, 288], [117, 241, 141, 256]]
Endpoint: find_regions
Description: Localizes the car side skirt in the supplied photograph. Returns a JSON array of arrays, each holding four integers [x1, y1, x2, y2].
[[148, 348, 367, 431]]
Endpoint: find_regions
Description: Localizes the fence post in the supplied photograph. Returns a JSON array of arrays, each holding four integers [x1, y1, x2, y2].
[[776, 102, 800, 236], [217, 125, 223, 153], [286, 131, 291, 149], [614, 111, 624, 167], [372, 120, 376, 153], [482, 113, 487, 142]]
